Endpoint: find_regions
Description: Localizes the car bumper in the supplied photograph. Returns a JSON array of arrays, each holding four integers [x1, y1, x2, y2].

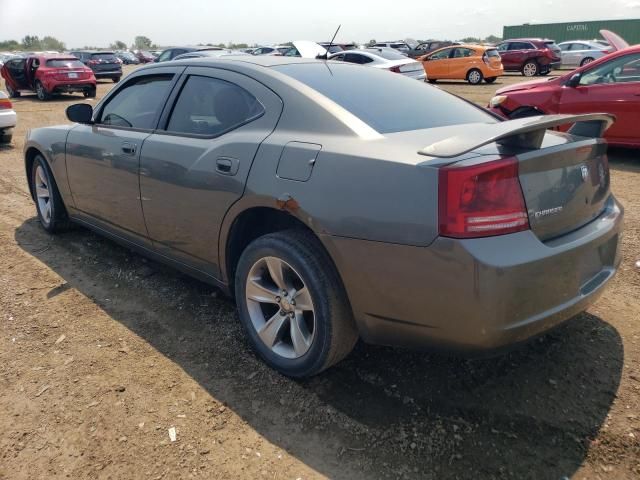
[[0, 110, 17, 129], [51, 82, 95, 93], [93, 71, 122, 78], [323, 196, 623, 351]]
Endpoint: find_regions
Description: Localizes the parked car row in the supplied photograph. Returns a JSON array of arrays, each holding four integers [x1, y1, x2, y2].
[[0, 90, 16, 143]]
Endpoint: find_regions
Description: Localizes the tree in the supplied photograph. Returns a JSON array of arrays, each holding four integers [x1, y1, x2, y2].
[[0, 39, 20, 50], [460, 36, 481, 44], [134, 36, 152, 49], [367, 39, 376, 47], [484, 35, 502, 44], [110, 40, 127, 50], [41, 36, 65, 51], [22, 35, 41, 49]]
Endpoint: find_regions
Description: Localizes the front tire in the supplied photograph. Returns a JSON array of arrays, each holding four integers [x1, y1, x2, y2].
[[522, 60, 538, 77], [30, 155, 71, 233], [0, 132, 12, 144], [6, 84, 20, 98], [35, 81, 51, 101], [235, 230, 358, 377], [467, 68, 483, 85]]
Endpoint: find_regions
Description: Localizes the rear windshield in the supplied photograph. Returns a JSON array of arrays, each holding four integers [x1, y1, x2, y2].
[[366, 49, 406, 60], [544, 41, 559, 48], [91, 53, 117, 61], [485, 49, 500, 58], [273, 63, 496, 134], [46, 59, 85, 68]]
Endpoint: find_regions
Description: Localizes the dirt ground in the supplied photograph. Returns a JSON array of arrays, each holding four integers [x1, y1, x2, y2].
[[0, 67, 639, 480]]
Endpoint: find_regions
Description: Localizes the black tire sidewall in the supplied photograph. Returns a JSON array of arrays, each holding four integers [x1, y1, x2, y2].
[[235, 233, 336, 377], [31, 155, 64, 232]]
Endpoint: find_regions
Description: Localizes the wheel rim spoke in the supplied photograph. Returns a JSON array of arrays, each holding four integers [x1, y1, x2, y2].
[[290, 312, 311, 357], [257, 312, 288, 348], [265, 257, 287, 291], [43, 200, 51, 222], [36, 185, 49, 198], [293, 287, 313, 311], [246, 279, 279, 304]]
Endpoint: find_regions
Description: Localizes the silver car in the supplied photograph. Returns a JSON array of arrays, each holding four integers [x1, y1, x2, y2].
[[558, 40, 611, 67], [328, 48, 426, 80], [23, 56, 623, 377]]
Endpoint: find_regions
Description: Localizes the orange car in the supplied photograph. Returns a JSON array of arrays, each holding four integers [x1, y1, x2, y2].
[[419, 44, 504, 85]]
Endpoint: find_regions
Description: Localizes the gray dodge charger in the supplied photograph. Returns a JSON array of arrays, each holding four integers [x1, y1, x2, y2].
[[24, 56, 623, 377]]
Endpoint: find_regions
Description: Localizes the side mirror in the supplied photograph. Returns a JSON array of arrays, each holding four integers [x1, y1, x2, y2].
[[567, 73, 581, 88], [66, 103, 94, 124]]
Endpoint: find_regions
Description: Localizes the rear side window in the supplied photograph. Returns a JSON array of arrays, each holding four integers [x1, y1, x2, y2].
[[165, 76, 264, 136], [509, 42, 533, 50], [99, 74, 174, 129], [46, 59, 85, 68], [273, 63, 496, 134]]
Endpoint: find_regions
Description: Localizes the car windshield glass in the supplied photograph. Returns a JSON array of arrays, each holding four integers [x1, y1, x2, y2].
[[485, 49, 500, 58], [46, 59, 85, 68], [273, 63, 496, 134], [91, 53, 117, 61], [366, 49, 406, 60]]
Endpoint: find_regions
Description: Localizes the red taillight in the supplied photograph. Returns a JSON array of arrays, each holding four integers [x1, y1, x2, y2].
[[438, 158, 530, 238], [0, 98, 12, 110], [388, 65, 401, 73]]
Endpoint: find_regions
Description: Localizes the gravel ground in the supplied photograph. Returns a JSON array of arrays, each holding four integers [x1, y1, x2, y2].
[[0, 67, 639, 479]]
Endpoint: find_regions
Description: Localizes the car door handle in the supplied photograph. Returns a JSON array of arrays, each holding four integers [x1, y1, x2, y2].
[[121, 142, 136, 155], [215, 157, 239, 176]]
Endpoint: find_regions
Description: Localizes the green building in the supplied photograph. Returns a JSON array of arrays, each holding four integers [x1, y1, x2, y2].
[[503, 19, 640, 45]]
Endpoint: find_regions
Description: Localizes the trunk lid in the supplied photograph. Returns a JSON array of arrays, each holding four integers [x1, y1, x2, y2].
[[517, 140, 610, 241]]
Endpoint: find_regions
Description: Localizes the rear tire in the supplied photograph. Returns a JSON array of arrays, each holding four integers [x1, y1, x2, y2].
[[35, 81, 51, 101], [467, 68, 483, 85], [30, 155, 72, 233], [6, 84, 20, 98], [83, 87, 96, 98], [427, 78, 437, 84], [235, 229, 358, 378], [580, 57, 594, 67], [0, 132, 12, 144], [522, 60, 538, 77], [484, 77, 497, 83], [112, 77, 121, 83]]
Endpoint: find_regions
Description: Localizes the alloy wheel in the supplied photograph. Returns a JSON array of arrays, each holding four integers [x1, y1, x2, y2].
[[523, 62, 537, 77], [245, 256, 315, 359], [34, 165, 52, 226], [36, 82, 45, 100], [468, 70, 481, 84]]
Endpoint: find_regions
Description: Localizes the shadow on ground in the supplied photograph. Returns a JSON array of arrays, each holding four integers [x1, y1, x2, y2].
[[15, 218, 623, 479]]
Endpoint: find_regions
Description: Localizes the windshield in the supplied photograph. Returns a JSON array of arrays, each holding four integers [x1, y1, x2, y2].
[[46, 59, 85, 68], [273, 63, 496, 134], [485, 49, 500, 58]]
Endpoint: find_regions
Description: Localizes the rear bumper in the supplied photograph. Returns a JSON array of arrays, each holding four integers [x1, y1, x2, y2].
[[93, 70, 122, 78], [51, 82, 95, 93], [0, 110, 17, 129], [323, 196, 623, 351]]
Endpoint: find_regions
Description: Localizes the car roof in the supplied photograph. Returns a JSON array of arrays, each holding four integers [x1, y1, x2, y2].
[[503, 38, 554, 43], [32, 54, 81, 60]]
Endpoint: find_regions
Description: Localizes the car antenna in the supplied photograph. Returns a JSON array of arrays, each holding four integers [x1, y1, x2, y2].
[[320, 24, 341, 60]]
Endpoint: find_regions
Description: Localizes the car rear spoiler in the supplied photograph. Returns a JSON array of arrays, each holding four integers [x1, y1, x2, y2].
[[418, 113, 615, 158]]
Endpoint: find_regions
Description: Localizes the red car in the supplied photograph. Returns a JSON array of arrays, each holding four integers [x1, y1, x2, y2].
[[134, 50, 155, 63], [1, 54, 96, 101], [489, 44, 640, 148], [496, 38, 562, 76]]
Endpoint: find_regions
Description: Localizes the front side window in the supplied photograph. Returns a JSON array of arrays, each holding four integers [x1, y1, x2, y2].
[[165, 76, 264, 136], [157, 50, 172, 62], [580, 53, 640, 86], [430, 48, 453, 60], [452, 48, 474, 58], [99, 74, 173, 129]]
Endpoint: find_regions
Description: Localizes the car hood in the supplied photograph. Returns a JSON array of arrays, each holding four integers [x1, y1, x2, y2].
[[600, 29, 629, 52], [496, 76, 562, 94], [292, 41, 327, 58]]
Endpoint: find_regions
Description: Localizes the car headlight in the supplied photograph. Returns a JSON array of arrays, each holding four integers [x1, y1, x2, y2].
[[490, 95, 507, 107]]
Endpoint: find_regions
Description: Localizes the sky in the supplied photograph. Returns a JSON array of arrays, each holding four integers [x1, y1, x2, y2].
[[1, 0, 639, 47]]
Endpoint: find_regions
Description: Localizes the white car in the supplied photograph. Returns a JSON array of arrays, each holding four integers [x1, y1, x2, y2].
[[558, 40, 612, 67], [0, 90, 17, 144], [328, 48, 426, 81]]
